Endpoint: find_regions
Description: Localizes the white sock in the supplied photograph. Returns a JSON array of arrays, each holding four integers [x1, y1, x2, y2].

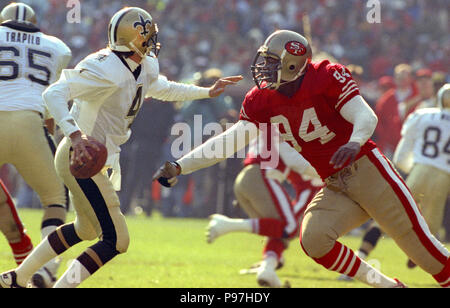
[[16, 238, 57, 286], [353, 259, 397, 288], [356, 250, 368, 260], [218, 216, 253, 233], [41, 225, 56, 239], [261, 253, 278, 270], [40, 225, 61, 275], [53, 259, 91, 288], [228, 218, 253, 233]]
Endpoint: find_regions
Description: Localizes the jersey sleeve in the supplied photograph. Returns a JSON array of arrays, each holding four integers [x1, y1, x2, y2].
[[145, 74, 210, 101], [56, 44, 72, 80], [401, 111, 421, 137], [61, 58, 116, 101], [43, 57, 116, 137], [239, 87, 266, 125], [324, 63, 361, 112]]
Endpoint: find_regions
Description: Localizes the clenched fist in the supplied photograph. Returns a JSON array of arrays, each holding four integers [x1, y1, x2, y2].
[[152, 161, 181, 187]]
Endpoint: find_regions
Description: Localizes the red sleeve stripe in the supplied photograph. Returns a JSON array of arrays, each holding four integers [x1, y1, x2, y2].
[[240, 106, 250, 120], [336, 87, 359, 109], [341, 79, 356, 92], [339, 83, 358, 100]]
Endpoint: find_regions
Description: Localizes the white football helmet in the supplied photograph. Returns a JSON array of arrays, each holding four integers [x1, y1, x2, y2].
[[251, 30, 312, 90], [437, 83, 450, 110], [0, 2, 37, 24], [108, 7, 160, 58]]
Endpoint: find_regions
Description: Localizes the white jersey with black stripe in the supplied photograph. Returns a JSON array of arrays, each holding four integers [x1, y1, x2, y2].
[[44, 47, 211, 189], [0, 22, 71, 114], [399, 108, 450, 174]]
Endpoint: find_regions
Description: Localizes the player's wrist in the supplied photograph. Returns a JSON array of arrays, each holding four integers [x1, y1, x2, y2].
[[69, 130, 82, 139], [172, 161, 181, 175], [69, 130, 85, 145]]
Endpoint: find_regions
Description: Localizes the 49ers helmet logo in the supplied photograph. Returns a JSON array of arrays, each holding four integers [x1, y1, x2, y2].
[[285, 41, 307, 56]]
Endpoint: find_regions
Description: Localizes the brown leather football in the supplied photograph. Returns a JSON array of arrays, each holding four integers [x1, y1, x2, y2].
[[70, 137, 107, 179]]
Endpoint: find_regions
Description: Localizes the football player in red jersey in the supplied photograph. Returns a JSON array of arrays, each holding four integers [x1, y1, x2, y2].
[[154, 30, 450, 288]]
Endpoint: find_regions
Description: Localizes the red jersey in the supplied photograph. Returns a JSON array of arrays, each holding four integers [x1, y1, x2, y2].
[[239, 60, 377, 179]]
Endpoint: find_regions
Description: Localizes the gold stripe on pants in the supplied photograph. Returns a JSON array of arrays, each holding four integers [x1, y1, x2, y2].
[[54, 137, 129, 253]]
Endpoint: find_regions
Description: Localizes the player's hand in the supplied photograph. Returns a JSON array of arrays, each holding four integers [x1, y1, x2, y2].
[[330, 141, 361, 169], [69, 131, 100, 166], [209, 75, 243, 97], [152, 161, 181, 188]]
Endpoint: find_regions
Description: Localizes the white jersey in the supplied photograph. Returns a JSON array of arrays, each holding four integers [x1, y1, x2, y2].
[[44, 47, 211, 189], [0, 21, 71, 114], [394, 108, 450, 174]]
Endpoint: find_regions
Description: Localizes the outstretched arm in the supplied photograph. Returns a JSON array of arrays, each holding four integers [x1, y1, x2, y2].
[[153, 120, 258, 187], [146, 75, 243, 102]]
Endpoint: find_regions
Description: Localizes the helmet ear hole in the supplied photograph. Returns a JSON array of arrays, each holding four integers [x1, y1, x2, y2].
[[289, 65, 296, 70]]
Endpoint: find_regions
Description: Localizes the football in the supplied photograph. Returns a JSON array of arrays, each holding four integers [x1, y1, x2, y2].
[[70, 137, 108, 179]]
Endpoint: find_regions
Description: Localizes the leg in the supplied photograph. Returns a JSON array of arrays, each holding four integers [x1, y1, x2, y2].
[[0, 179, 33, 265], [358, 222, 383, 258], [356, 150, 450, 287], [300, 187, 402, 287], [52, 139, 129, 288], [209, 165, 295, 244], [209, 164, 292, 287], [0, 111, 67, 287], [337, 220, 383, 281], [10, 113, 68, 285], [8, 138, 128, 288], [11, 112, 68, 230], [406, 164, 450, 237]]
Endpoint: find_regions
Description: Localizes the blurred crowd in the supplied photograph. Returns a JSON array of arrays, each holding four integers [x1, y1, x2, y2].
[[1, 0, 448, 226], [14, 0, 448, 80]]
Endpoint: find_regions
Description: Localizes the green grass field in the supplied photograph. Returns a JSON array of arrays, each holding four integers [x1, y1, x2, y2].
[[0, 209, 445, 288]]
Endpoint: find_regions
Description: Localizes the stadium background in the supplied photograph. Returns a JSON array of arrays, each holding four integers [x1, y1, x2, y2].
[[0, 0, 448, 234]]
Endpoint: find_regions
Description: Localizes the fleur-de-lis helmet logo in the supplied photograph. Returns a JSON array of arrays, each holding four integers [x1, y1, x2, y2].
[[133, 14, 152, 37]]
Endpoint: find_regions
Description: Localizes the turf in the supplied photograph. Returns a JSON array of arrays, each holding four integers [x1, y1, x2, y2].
[[0, 209, 446, 288]]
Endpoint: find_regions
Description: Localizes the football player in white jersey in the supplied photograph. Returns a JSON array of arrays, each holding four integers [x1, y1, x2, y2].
[[393, 83, 450, 267], [0, 3, 71, 287], [0, 6, 242, 288]]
